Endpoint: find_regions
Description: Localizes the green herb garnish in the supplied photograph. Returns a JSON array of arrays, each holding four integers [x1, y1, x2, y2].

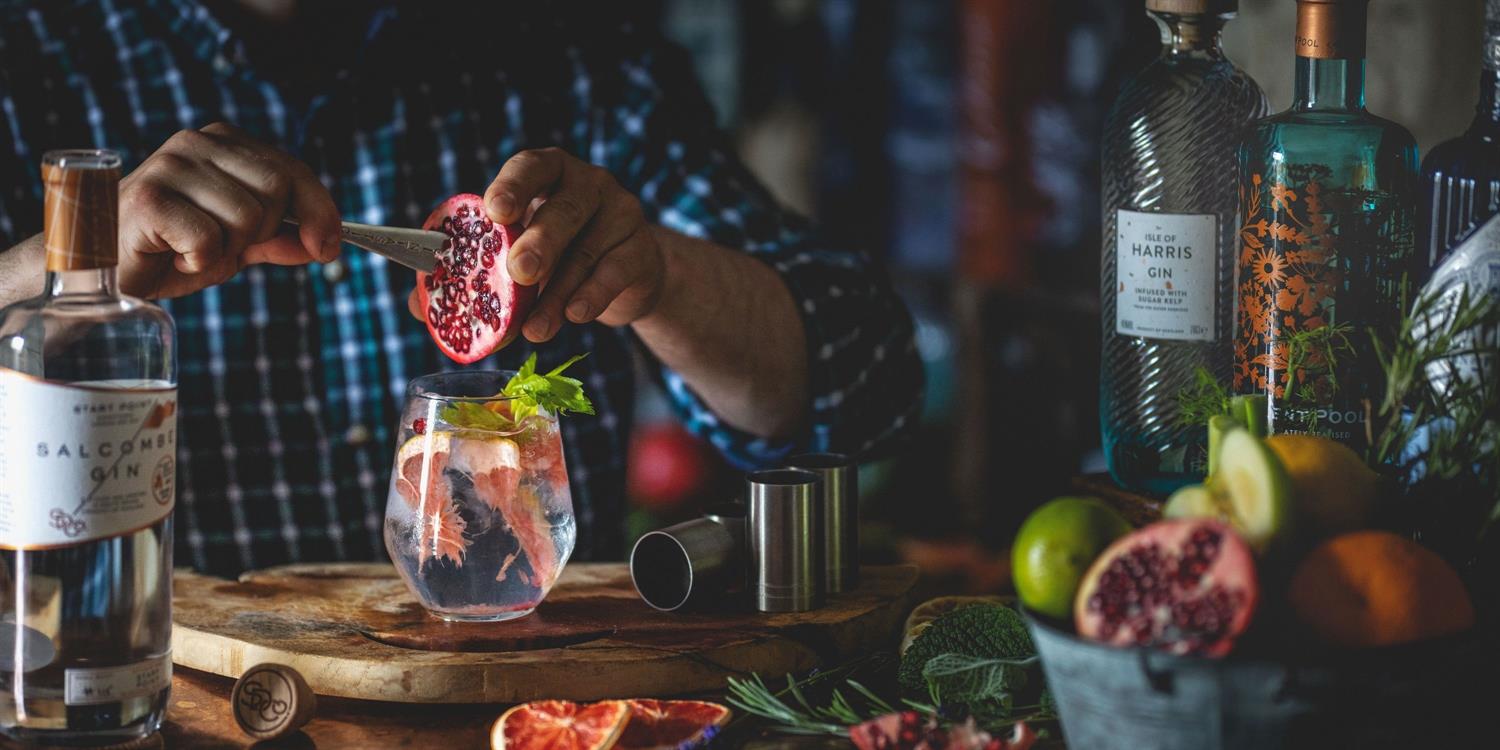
[[502, 352, 595, 422], [438, 353, 595, 432]]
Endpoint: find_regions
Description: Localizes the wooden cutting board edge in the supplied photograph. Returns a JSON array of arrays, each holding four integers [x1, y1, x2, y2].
[[171, 564, 919, 704]]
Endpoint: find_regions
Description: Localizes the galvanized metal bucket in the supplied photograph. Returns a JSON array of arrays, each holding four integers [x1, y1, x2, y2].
[[1024, 612, 1494, 749]]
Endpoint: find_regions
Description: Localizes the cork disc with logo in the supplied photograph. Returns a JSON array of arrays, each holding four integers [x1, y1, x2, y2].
[[231, 663, 316, 740]]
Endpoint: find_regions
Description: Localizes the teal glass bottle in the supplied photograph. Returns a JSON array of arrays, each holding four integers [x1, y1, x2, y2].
[[1234, 0, 1418, 454]]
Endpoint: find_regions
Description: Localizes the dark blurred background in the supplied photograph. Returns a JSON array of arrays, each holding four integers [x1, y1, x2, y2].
[[621, 0, 1483, 590]]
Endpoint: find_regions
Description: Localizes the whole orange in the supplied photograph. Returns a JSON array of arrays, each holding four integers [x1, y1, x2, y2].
[[1288, 531, 1475, 647]]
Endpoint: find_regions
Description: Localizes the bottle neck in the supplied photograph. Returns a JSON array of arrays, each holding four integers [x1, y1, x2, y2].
[[1470, 25, 1500, 137], [1153, 11, 1228, 59], [1293, 56, 1366, 111], [45, 266, 119, 299]]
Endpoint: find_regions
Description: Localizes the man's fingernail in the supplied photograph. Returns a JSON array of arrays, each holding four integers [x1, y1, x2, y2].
[[513, 252, 540, 282], [567, 300, 591, 321], [525, 312, 550, 339], [492, 193, 516, 220]]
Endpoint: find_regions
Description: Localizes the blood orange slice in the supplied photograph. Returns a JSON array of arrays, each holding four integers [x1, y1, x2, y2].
[[616, 700, 731, 750], [492, 700, 630, 750]]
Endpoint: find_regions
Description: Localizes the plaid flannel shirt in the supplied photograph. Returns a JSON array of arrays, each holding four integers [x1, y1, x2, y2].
[[0, 0, 922, 575]]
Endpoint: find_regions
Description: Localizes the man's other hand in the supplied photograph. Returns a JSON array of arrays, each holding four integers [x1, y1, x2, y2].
[[119, 122, 341, 299], [407, 148, 665, 343]]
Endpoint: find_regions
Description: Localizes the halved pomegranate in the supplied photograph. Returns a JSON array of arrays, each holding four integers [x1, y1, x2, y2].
[[417, 194, 536, 363], [1074, 519, 1258, 657]]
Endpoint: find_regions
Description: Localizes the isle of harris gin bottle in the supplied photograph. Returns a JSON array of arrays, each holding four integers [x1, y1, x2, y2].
[[1102, 0, 1267, 494], [0, 151, 177, 745], [1235, 0, 1418, 454]]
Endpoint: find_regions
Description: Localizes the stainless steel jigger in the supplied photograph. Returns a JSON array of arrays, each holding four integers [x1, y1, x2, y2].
[[747, 469, 824, 612], [629, 518, 738, 611], [787, 453, 859, 593]]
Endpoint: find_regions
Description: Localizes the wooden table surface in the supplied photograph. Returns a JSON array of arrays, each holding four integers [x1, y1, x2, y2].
[[163, 666, 493, 748], [3, 481, 1157, 749]]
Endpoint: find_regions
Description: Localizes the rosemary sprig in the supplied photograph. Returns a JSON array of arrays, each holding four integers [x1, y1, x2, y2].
[[1284, 321, 1356, 433], [724, 672, 895, 737], [1369, 284, 1500, 543]]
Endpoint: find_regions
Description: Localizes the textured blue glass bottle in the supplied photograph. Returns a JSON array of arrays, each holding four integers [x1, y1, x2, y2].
[[1235, 0, 1418, 454], [1420, 6, 1500, 274]]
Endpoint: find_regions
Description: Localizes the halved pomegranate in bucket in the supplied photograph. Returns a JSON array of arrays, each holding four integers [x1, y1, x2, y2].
[[1074, 518, 1259, 657], [417, 194, 536, 363]]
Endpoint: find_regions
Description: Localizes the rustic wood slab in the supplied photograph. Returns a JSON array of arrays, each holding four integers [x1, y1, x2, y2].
[[173, 562, 918, 704]]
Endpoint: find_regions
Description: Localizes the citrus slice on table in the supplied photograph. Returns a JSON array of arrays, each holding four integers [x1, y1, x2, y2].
[[615, 699, 731, 749], [492, 700, 630, 750]]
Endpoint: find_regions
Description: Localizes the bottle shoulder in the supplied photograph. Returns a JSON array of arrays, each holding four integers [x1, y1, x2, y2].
[[1244, 109, 1419, 164], [1421, 132, 1500, 177], [1108, 57, 1265, 118], [0, 293, 175, 338]]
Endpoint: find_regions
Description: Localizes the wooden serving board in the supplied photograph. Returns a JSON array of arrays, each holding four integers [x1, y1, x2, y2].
[[172, 562, 918, 704]]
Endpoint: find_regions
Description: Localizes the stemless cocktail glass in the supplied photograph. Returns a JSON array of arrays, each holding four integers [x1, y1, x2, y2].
[[384, 371, 576, 621]]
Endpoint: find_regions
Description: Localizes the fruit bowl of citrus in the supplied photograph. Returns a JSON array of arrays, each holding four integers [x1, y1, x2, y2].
[[1011, 414, 1495, 749]]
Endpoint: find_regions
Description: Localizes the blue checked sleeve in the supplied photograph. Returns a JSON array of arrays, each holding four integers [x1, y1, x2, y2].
[[590, 33, 924, 469]]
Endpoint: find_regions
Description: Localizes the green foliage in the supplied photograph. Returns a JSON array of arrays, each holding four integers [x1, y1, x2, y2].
[[1284, 322, 1356, 432], [503, 352, 595, 420], [438, 352, 594, 433], [896, 604, 1034, 699], [1177, 367, 1234, 428], [1370, 286, 1500, 543]]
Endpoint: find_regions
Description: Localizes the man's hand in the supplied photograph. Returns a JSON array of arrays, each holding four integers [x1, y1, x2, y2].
[[118, 122, 341, 299], [407, 147, 664, 343]]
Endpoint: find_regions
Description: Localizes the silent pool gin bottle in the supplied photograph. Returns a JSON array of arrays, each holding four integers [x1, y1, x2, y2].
[[1101, 0, 1266, 493], [1235, 0, 1418, 454]]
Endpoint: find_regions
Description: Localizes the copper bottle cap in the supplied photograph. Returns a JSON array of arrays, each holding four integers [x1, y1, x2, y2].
[[1146, 0, 1237, 14], [1295, 0, 1369, 60], [41, 149, 122, 272], [232, 662, 317, 740]]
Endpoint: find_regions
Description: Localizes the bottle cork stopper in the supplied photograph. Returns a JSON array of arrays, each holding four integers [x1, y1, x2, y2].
[[1146, 0, 1237, 13], [232, 663, 317, 740], [41, 149, 121, 272]]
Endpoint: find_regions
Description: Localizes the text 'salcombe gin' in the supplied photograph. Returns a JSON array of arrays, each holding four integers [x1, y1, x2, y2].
[[0, 151, 177, 745], [1101, 0, 1267, 494], [1235, 0, 1417, 455]]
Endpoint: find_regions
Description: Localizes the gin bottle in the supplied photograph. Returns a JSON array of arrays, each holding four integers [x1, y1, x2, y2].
[[1420, 0, 1500, 273], [0, 151, 177, 744], [1101, 0, 1266, 494], [1235, 0, 1418, 454]]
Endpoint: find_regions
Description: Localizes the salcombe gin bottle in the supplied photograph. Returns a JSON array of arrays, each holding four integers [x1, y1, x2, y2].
[[0, 150, 177, 744], [1101, 0, 1267, 494]]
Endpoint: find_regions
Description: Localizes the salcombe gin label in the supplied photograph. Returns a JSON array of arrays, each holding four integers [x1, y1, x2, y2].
[[0, 371, 176, 549], [1115, 209, 1217, 342]]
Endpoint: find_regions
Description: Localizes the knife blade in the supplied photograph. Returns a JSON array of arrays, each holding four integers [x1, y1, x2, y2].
[[284, 219, 445, 273]]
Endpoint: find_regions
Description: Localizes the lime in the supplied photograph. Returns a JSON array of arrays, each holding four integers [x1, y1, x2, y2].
[[1011, 497, 1132, 619]]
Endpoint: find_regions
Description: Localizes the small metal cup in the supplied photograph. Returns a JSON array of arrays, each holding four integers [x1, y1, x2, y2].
[[786, 452, 859, 593], [630, 518, 738, 611], [747, 469, 824, 612], [704, 501, 749, 592]]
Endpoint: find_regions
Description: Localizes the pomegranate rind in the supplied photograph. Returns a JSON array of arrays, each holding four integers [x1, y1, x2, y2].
[[1073, 519, 1259, 657], [418, 193, 536, 364], [492, 700, 630, 750], [615, 699, 731, 750]]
